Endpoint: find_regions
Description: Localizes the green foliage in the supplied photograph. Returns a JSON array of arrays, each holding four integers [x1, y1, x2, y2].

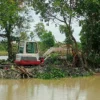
[[34, 23, 46, 38], [0, 44, 6, 51], [50, 53, 59, 60], [20, 32, 29, 41], [88, 52, 100, 64], [36, 65, 93, 79], [77, 0, 100, 67], [37, 66, 65, 79], [44, 53, 64, 65], [31, 0, 79, 62], [0, 40, 7, 52], [49, 53, 61, 65], [41, 31, 55, 50], [77, 42, 82, 50], [32, 0, 76, 21], [11, 36, 20, 42], [59, 25, 73, 45], [30, 32, 34, 41], [0, 0, 19, 28], [0, 0, 32, 60], [0, 0, 20, 60], [12, 43, 18, 53], [67, 54, 73, 63], [34, 23, 55, 51]]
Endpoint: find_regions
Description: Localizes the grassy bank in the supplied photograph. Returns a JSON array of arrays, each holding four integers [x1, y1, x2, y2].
[[0, 64, 93, 79], [36, 65, 93, 79], [0, 51, 8, 56]]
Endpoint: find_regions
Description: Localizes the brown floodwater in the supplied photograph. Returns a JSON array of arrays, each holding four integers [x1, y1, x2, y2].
[[0, 76, 100, 100]]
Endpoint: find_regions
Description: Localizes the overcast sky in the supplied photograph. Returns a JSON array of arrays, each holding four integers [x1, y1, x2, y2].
[[29, 9, 81, 42]]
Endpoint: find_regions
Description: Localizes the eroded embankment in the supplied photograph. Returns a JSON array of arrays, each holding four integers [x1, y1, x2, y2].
[[0, 64, 94, 79]]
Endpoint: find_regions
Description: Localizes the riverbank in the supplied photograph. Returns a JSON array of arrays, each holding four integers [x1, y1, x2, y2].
[[0, 56, 96, 79], [0, 64, 93, 79]]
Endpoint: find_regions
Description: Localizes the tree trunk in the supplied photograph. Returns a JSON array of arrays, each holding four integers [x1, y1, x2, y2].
[[7, 34, 13, 61], [5, 24, 13, 61]]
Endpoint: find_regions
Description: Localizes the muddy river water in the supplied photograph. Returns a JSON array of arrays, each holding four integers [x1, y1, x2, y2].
[[0, 76, 100, 100]]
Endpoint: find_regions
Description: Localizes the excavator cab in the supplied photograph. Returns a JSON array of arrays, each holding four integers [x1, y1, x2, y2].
[[15, 41, 44, 66]]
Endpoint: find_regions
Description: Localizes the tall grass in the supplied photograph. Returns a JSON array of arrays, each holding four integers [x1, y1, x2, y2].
[[0, 51, 8, 56]]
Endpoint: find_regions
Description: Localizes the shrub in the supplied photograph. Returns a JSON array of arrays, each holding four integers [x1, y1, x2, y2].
[[36, 65, 65, 79]]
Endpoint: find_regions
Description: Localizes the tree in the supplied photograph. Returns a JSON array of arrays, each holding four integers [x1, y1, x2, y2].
[[34, 22, 46, 38], [29, 0, 86, 67], [34, 23, 55, 51], [77, 0, 100, 67], [41, 31, 55, 50], [31, 0, 78, 51], [23, 0, 100, 68], [59, 25, 73, 60], [30, 32, 34, 41], [59, 25, 73, 45], [20, 32, 29, 41], [0, 0, 20, 60], [79, 0, 100, 52], [0, 0, 31, 60]]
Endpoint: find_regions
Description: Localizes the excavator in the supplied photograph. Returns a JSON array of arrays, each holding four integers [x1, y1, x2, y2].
[[14, 40, 72, 66], [15, 41, 44, 66]]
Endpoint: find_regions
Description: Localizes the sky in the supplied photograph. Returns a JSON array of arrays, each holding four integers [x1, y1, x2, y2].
[[29, 9, 82, 42]]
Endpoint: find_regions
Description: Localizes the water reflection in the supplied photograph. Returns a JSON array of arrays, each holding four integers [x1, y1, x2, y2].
[[0, 76, 100, 100]]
